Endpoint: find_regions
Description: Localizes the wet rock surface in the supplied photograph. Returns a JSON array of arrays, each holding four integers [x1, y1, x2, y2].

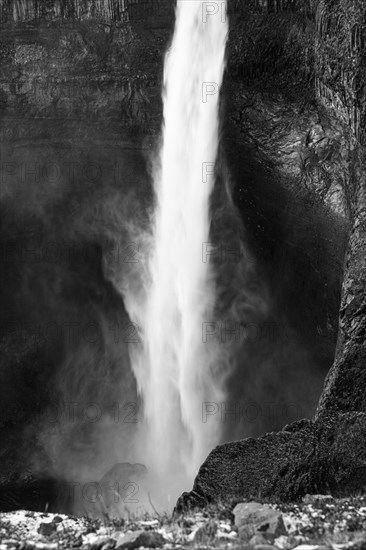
[[175, 412, 366, 512]]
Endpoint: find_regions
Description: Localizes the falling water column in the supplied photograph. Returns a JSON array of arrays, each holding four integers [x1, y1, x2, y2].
[[129, 0, 228, 508]]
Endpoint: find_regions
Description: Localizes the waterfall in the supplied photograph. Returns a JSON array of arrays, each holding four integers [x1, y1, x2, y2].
[[123, 0, 228, 509]]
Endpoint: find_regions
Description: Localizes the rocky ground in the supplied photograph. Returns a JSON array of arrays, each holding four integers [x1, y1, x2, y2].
[[2, 496, 366, 550]]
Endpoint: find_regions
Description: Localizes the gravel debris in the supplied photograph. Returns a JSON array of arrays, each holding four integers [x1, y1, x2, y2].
[[2, 496, 366, 549]]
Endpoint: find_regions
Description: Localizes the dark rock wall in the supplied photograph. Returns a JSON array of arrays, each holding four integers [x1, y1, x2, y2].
[[0, 1, 127, 22], [225, 0, 366, 423], [175, 0, 366, 510], [314, 0, 366, 416], [1, 0, 365, 506], [220, 0, 349, 441], [0, 2, 167, 487], [315, 0, 366, 145], [0, 0, 173, 24]]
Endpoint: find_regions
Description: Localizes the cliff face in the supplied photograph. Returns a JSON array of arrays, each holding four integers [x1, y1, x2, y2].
[[225, 0, 366, 420], [314, 0, 366, 415], [221, 0, 348, 443], [0, 2, 168, 497], [0, 1, 127, 22], [1, 0, 365, 511], [176, 0, 366, 509], [0, 0, 173, 24], [227, 0, 349, 216]]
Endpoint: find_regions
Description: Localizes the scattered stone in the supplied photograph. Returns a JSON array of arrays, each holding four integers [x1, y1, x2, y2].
[[282, 514, 313, 534], [274, 535, 293, 549], [3, 496, 366, 550], [240, 524, 258, 541], [115, 530, 165, 549], [234, 502, 287, 540], [302, 495, 334, 505], [221, 531, 238, 540], [352, 532, 366, 544], [114, 532, 143, 549], [87, 536, 115, 550], [217, 521, 232, 533], [23, 543, 58, 550], [217, 509, 235, 522], [194, 520, 218, 543], [37, 523, 56, 537], [51, 517, 63, 524], [139, 520, 159, 528], [250, 534, 269, 546]]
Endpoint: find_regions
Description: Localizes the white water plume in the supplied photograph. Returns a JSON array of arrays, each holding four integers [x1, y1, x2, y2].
[[123, 0, 228, 509]]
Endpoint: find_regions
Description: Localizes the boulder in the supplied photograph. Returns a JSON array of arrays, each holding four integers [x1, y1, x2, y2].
[[174, 413, 366, 512], [37, 522, 57, 536], [98, 462, 147, 516], [234, 502, 286, 541], [88, 536, 115, 550], [115, 530, 165, 549], [194, 520, 218, 543], [250, 534, 270, 546]]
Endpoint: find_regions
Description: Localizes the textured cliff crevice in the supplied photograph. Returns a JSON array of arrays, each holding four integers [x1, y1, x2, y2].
[[314, 0, 366, 416], [316, 154, 366, 415], [226, 0, 351, 219], [0, 0, 129, 23], [227, 85, 349, 217], [0, 21, 164, 139], [315, 0, 366, 144], [222, 0, 349, 423]]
